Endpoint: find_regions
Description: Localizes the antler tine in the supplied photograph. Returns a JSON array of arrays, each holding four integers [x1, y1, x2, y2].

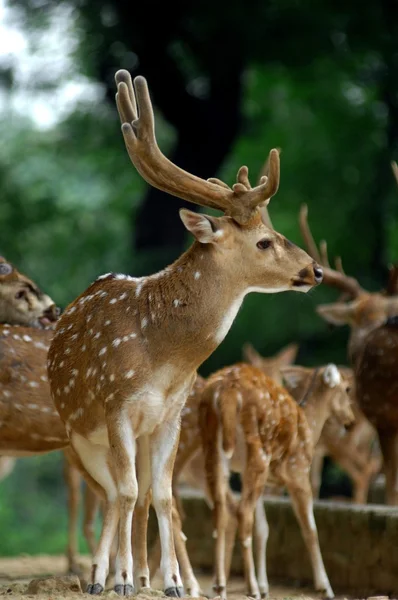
[[391, 161, 398, 186], [299, 204, 364, 298], [319, 240, 330, 269], [256, 149, 282, 230], [115, 70, 280, 224], [335, 256, 345, 275], [299, 204, 321, 264], [385, 264, 398, 296]]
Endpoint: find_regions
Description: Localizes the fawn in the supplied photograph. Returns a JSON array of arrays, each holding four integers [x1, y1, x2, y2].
[[47, 69, 322, 597], [199, 362, 354, 599], [244, 344, 380, 503]]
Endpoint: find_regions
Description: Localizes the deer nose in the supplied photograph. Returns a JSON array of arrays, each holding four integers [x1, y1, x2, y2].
[[313, 265, 323, 284], [44, 304, 61, 321]]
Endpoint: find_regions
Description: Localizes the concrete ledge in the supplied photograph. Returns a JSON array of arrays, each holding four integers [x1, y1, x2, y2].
[[148, 493, 398, 596]]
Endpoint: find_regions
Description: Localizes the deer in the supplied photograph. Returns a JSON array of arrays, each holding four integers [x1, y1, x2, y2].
[[146, 343, 298, 594], [244, 344, 380, 502], [299, 196, 398, 504], [46, 68, 323, 598], [0, 256, 99, 572], [199, 362, 354, 599]]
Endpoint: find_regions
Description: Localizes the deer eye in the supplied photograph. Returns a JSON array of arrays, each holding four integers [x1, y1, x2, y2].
[[257, 239, 272, 250], [15, 289, 27, 300]]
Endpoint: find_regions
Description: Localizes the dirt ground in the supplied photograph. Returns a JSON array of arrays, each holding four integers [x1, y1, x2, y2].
[[0, 554, 358, 600]]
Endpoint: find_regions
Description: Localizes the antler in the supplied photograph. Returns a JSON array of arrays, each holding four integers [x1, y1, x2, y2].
[[384, 264, 398, 296], [299, 204, 364, 298], [115, 70, 280, 224], [257, 150, 282, 229], [392, 161, 398, 186]]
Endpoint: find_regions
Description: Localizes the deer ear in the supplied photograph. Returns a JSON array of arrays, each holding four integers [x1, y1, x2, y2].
[[0, 261, 13, 276], [316, 302, 355, 326], [280, 366, 309, 391], [180, 209, 223, 244], [242, 343, 263, 366], [323, 364, 341, 388], [275, 343, 299, 367]]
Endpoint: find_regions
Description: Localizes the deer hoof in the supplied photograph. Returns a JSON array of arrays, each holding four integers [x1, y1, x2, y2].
[[86, 583, 104, 595], [114, 584, 134, 596], [165, 586, 184, 597]]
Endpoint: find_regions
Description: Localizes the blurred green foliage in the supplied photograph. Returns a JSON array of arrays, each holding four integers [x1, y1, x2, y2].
[[0, 0, 397, 557]]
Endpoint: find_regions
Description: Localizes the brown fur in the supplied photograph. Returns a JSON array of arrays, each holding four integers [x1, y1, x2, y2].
[[299, 206, 392, 504], [0, 256, 58, 328], [199, 363, 353, 599], [48, 69, 322, 595], [0, 260, 96, 573]]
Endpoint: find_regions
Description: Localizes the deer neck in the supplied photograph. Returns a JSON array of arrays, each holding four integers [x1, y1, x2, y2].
[[348, 324, 383, 365], [133, 241, 247, 371], [302, 396, 331, 447]]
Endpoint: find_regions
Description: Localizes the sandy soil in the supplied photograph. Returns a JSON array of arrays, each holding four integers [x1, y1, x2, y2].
[[0, 554, 355, 600]]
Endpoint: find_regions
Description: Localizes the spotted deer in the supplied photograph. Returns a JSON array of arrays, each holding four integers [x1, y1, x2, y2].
[[199, 362, 353, 599], [244, 344, 380, 502], [47, 69, 322, 597], [146, 343, 298, 594], [299, 200, 398, 503], [0, 256, 98, 572]]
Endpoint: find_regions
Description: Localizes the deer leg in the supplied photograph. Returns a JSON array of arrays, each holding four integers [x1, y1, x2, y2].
[[71, 434, 119, 595], [106, 414, 138, 596], [238, 453, 268, 600], [83, 485, 100, 555], [150, 422, 183, 597], [254, 497, 269, 598], [310, 448, 325, 499], [63, 454, 82, 574], [203, 439, 229, 599], [285, 477, 333, 598], [132, 435, 152, 592], [378, 429, 398, 505], [171, 497, 201, 597], [148, 536, 161, 579], [224, 490, 238, 582]]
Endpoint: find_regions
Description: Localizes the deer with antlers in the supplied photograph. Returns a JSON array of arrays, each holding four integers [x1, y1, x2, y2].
[[299, 183, 398, 504], [147, 343, 299, 595], [199, 362, 354, 599], [0, 256, 100, 572], [47, 69, 322, 597]]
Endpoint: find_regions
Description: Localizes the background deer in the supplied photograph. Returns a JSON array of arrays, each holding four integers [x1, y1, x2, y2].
[[0, 256, 98, 572], [47, 69, 322, 597], [299, 199, 398, 503], [244, 343, 380, 502], [199, 362, 353, 599]]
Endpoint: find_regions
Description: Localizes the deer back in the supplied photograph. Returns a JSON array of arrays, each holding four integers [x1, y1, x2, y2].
[[355, 318, 398, 430], [0, 325, 68, 454], [199, 363, 311, 472]]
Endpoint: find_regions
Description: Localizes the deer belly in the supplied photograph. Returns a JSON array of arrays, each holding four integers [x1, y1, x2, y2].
[[126, 390, 169, 436]]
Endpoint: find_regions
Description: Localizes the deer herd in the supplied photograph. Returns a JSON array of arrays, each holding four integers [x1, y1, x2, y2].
[[0, 69, 397, 598]]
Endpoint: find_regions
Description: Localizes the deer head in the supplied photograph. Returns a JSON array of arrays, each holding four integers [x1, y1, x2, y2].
[[115, 71, 323, 296], [282, 364, 355, 436], [298, 203, 398, 362], [242, 341, 299, 385], [0, 257, 59, 328]]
